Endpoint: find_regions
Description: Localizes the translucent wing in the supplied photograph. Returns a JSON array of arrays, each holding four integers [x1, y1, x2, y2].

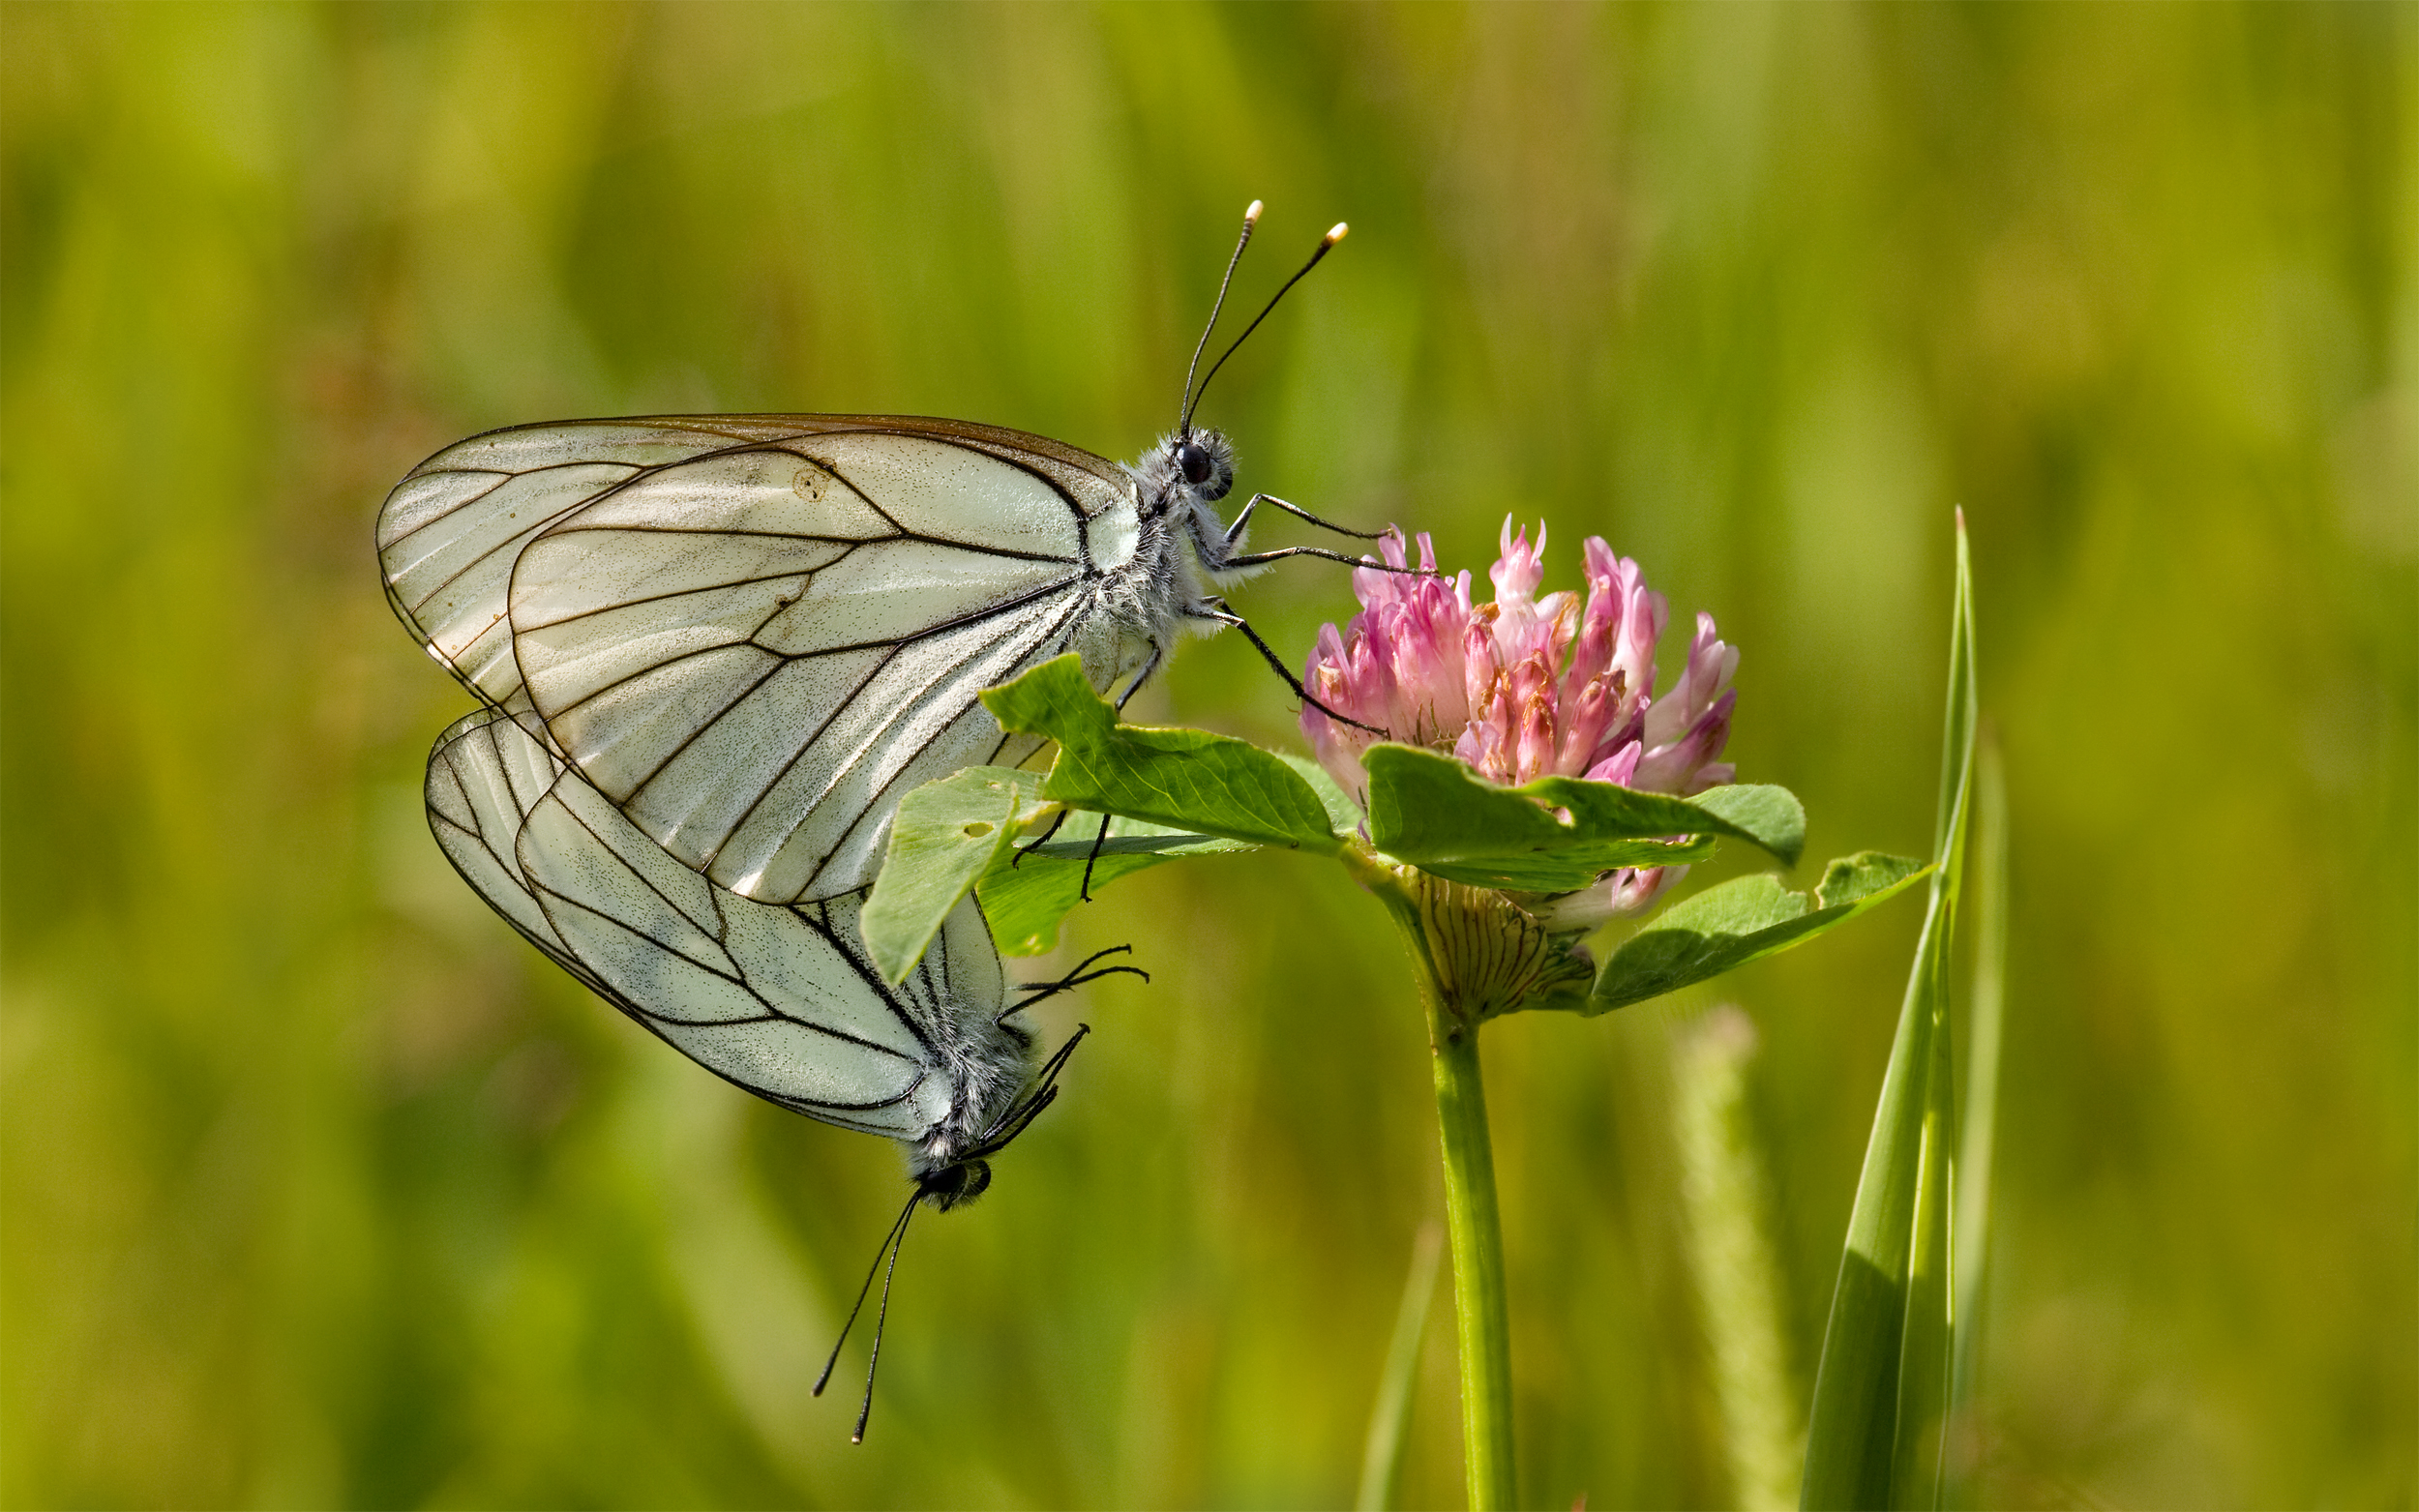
[[380, 415, 1151, 904], [425, 707, 1021, 1140], [423, 703, 612, 996]]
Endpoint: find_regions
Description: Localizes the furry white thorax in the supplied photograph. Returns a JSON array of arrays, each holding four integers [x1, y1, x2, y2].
[[908, 1014, 1034, 1181]]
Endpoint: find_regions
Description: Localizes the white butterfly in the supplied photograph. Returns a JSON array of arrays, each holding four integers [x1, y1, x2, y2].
[[427, 705, 1131, 1437], [423, 704, 1093, 1208], [377, 208, 1380, 907]]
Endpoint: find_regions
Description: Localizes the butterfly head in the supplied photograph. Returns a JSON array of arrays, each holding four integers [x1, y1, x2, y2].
[[914, 1156, 994, 1212], [1173, 430, 1236, 501], [1134, 428, 1235, 522], [903, 1022, 1088, 1214]]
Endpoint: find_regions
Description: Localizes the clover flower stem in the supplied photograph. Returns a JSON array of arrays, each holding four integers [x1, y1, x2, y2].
[[1358, 860, 1517, 1511], [1428, 1000, 1517, 1511]]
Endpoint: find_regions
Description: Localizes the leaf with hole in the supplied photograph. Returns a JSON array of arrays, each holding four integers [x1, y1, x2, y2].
[[861, 765, 1046, 983]]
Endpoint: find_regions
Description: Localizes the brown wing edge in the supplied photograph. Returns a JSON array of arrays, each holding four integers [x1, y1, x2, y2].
[[397, 413, 1135, 491]]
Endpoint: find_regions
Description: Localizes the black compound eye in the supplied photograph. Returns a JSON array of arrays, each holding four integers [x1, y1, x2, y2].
[[1175, 439, 1214, 488]]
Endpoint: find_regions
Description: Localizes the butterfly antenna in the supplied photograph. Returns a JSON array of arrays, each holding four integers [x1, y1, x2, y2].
[[815, 1189, 919, 1417], [1181, 221, 1349, 433], [849, 1198, 918, 1443], [1177, 200, 1263, 437]]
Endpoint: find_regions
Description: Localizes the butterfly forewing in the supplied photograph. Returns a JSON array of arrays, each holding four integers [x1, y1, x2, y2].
[[424, 706, 1029, 1139], [637, 626, 1034, 902], [377, 416, 832, 707], [379, 416, 1155, 904], [378, 415, 1134, 701]]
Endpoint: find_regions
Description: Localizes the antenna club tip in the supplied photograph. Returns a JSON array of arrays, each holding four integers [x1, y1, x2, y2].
[[1326, 222, 1350, 244], [1243, 199, 1265, 222]]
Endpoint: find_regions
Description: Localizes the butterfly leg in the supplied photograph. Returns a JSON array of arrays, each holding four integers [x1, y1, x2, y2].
[[1006, 806, 1120, 900], [1002, 943, 1150, 1022], [1049, 638, 1173, 897], [1184, 603, 1388, 736], [1116, 639, 1166, 710], [1224, 544, 1432, 575], [1222, 492, 1257, 545], [1008, 806, 1070, 869], [1078, 811, 1114, 903], [971, 1023, 1093, 1154], [1013, 636, 1158, 874]]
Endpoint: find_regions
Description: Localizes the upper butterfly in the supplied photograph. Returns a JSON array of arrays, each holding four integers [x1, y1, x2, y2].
[[375, 205, 1381, 906]]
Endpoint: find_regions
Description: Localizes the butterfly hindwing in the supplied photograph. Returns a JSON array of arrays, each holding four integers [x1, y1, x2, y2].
[[423, 706, 1029, 1141], [424, 708, 614, 999]]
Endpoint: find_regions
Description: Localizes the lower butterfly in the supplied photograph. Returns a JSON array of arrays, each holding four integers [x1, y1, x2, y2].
[[424, 706, 1132, 1438], [378, 203, 1399, 908]]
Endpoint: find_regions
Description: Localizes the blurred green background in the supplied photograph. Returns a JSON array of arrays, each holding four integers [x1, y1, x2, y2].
[[4, 4, 2411, 1507]]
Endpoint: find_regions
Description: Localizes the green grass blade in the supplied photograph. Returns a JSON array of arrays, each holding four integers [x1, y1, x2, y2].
[[1356, 1221, 1445, 1512], [1890, 999, 1956, 1509], [1947, 728, 2009, 1503], [1802, 515, 1977, 1510]]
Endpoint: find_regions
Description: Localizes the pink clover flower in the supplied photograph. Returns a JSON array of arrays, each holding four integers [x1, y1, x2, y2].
[[1302, 518, 1740, 926]]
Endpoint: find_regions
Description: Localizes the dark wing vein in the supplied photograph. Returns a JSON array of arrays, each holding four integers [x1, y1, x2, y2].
[[387, 460, 643, 615], [791, 900, 945, 1056], [533, 774, 928, 1063], [702, 589, 1089, 878], [512, 558, 853, 637], [751, 570, 1086, 659]]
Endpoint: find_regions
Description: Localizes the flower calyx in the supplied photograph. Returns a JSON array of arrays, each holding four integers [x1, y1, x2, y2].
[[1406, 866, 1599, 1030]]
